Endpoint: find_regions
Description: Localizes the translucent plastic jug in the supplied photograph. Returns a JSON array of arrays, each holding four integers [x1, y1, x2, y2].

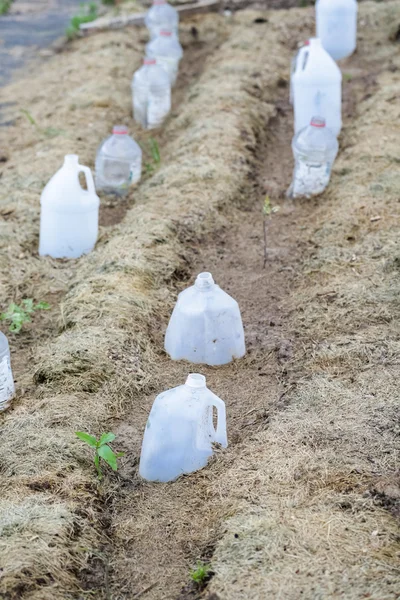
[[316, 0, 358, 61], [0, 332, 14, 411], [95, 125, 142, 195], [165, 272, 246, 366], [146, 30, 183, 86], [288, 116, 339, 198], [290, 41, 309, 105], [145, 0, 179, 40], [132, 58, 171, 130], [292, 37, 342, 136], [39, 155, 99, 259], [139, 373, 228, 482]]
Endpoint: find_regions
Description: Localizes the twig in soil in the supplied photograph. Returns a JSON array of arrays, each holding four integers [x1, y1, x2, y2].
[[262, 195, 280, 268], [132, 582, 158, 598]]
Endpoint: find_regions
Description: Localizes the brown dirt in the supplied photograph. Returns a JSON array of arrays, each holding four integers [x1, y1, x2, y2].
[[0, 1, 399, 599]]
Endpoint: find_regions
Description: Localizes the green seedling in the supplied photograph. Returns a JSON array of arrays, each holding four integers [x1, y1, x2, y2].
[[263, 195, 280, 268], [0, 0, 13, 15], [149, 137, 161, 165], [66, 2, 98, 40], [75, 431, 124, 480], [21, 109, 64, 138], [0, 299, 50, 333], [190, 561, 212, 586], [343, 72, 353, 82]]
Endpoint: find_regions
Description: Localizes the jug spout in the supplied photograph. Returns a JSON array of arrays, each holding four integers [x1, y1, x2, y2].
[[64, 154, 79, 167], [185, 373, 206, 388], [195, 272, 215, 290]]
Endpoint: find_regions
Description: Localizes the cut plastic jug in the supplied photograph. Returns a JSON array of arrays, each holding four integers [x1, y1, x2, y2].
[[165, 272, 246, 366], [292, 37, 342, 136], [132, 58, 171, 130], [145, 0, 179, 40], [95, 125, 142, 195], [39, 155, 99, 259], [0, 332, 15, 412], [146, 30, 183, 86], [316, 0, 358, 61], [290, 40, 309, 105], [139, 373, 228, 482], [288, 116, 339, 198]]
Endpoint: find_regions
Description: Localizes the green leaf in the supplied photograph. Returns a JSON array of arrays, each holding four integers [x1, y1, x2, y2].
[[98, 432, 116, 446], [149, 138, 161, 164], [115, 452, 125, 458], [98, 444, 118, 471], [22, 299, 34, 313], [20, 109, 37, 126], [75, 431, 98, 447], [35, 301, 51, 310]]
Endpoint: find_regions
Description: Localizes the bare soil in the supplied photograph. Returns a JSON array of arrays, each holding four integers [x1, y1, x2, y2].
[[0, 1, 399, 600]]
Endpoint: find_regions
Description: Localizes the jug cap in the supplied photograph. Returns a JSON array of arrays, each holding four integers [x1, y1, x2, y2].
[[64, 154, 79, 166], [113, 125, 128, 135], [195, 272, 215, 289], [186, 374, 206, 388], [160, 30, 173, 36], [144, 58, 156, 65], [310, 116, 326, 128], [308, 37, 322, 46]]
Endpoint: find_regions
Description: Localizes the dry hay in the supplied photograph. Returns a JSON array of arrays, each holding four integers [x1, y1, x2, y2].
[[0, 0, 399, 598]]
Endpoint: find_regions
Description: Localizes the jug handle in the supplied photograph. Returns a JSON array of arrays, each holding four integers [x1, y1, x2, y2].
[[78, 164, 96, 196], [207, 397, 227, 448]]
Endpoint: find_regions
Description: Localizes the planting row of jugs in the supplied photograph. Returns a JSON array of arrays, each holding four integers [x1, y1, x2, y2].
[[289, 0, 358, 198], [0, 0, 358, 482]]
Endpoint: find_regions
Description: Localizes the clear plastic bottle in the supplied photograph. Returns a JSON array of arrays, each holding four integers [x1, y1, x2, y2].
[[95, 126, 142, 196], [144, 0, 179, 41], [132, 58, 171, 130], [316, 0, 358, 61], [39, 155, 99, 259], [165, 272, 246, 366], [146, 30, 183, 87], [139, 373, 227, 482], [0, 332, 15, 411], [288, 116, 339, 198]]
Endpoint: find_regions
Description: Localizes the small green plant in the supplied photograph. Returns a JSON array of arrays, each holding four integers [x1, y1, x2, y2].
[[262, 195, 280, 267], [66, 2, 98, 40], [190, 561, 212, 586], [0, 299, 50, 333], [21, 109, 64, 138], [144, 137, 161, 173], [343, 72, 353, 82], [75, 431, 124, 480], [0, 0, 13, 15]]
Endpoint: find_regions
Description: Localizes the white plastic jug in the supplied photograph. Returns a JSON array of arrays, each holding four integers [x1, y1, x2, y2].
[[145, 30, 183, 86], [139, 373, 228, 482], [292, 37, 342, 136], [39, 155, 100, 259], [132, 58, 171, 130], [144, 0, 179, 40], [165, 272, 246, 366], [316, 0, 358, 61], [290, 41, 309, 105], [0, 332, 14, 412]]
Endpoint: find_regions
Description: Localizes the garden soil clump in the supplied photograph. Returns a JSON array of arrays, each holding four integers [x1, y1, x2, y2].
[[0, 2, 399, 599]]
